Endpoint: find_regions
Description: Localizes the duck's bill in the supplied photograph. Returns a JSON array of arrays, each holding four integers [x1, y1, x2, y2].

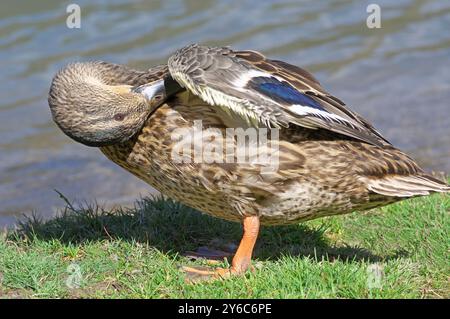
[[132, 76, 183, 107], [133, 79, 166, 105]]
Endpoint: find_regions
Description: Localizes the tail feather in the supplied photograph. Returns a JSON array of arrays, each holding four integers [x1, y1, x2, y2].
[[367, 174, 450, 198]]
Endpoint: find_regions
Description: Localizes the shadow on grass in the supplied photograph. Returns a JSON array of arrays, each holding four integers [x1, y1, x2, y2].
[[7, 196, 407, 263]]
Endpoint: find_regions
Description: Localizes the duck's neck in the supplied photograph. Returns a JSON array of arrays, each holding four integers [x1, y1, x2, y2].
[[82, 62, 169, 87]]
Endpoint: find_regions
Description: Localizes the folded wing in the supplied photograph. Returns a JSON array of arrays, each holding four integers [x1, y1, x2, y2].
[[168, 44, 390, 147]]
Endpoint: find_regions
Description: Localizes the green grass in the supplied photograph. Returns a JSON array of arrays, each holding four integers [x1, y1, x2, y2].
[[0, 190, 448, 299]]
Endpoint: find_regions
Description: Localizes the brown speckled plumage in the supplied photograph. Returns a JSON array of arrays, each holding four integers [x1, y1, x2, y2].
[[48, 44, 450, 279], [50, 44, 450, 228], [99, 91, 443, 226]]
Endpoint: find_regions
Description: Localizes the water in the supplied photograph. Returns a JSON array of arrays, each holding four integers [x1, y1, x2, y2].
[[1, 0, 449, 227]]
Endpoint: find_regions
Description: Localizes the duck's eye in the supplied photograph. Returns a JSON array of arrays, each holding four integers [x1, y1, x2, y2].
[[114, 113, 126, 121]]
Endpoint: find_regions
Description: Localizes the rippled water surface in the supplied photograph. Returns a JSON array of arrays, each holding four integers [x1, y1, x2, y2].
[[1, 0, 449, 226]]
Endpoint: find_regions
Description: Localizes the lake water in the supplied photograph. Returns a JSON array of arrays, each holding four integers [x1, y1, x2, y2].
[[1, 0, 449, 227]]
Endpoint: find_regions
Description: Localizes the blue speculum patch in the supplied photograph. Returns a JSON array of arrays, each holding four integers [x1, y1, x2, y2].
[[252, 77, 325, 111]]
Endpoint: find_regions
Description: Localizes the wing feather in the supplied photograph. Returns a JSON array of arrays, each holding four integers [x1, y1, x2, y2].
[[168, 44, 390, 146]]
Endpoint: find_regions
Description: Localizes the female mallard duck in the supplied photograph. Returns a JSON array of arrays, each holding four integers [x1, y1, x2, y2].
[[48, 44, 449, 280]]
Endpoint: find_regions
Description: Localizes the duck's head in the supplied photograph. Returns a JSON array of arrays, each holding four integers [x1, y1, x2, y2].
[[48, 62, 170, 147]]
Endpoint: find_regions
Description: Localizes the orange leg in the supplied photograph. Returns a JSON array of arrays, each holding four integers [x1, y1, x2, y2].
[[182, 215, 260, 282], [230, 215, 260, 273]]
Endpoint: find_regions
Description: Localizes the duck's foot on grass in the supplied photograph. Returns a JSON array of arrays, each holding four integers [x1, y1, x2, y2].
[[181, 263, 257, 283], [181, 215, 260, 283], [181, 246, 235, 283], [181, 265, 234, 282]]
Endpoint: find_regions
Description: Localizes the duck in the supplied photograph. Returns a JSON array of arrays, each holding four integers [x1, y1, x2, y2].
[[48, 44, 449, 281]]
